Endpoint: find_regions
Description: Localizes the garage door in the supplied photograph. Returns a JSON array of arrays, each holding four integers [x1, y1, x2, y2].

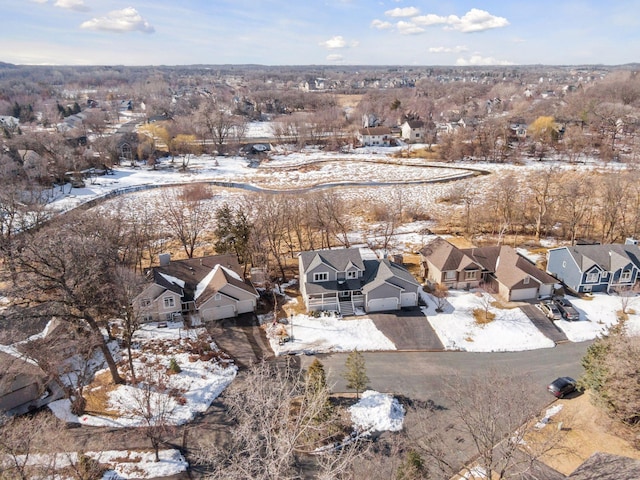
[[400, 292, 417, 307], [367, 297, 399, 312], [203, 304, 236, 321], [509, 288, 539, 302]]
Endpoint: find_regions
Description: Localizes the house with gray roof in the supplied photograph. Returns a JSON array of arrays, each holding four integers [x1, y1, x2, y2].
[[419, 237, 483, 290], [134, 253, 259, 324], [298, 248, 421, 315], [546, 239, 640, 294]]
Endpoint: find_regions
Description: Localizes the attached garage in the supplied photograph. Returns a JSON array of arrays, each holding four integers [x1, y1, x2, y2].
[[236, 299, 256, 314], [400, 292, 417, 307], [508, 287, 539, 302], [202, 304, 236, 321], [367, 297, 399, 312]]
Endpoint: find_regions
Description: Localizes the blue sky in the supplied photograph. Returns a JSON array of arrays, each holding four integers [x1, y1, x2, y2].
[[3, 0, 640, 66]]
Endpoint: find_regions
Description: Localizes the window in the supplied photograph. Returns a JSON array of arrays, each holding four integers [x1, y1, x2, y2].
[[523, 276, 530, 285], [339, 291, 350, 298], [140, 298, 151, 307], [464, 270, 476, 280], [313, 272, 329, 282], [621, 270, 632, 282], [214, 293, 221, 300], [163, 297, 175, 308], [347, 270, 358, 279], [142, 314, 153, 322], [586, 271, 599, 283], [445, 271, 456, 280]]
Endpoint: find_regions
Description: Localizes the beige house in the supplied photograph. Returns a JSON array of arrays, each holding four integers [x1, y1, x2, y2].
[[400, 120, 426, 143], [134, 254, 259, 324], [420, 238, 557, 301], [419, 237, 483, 290]]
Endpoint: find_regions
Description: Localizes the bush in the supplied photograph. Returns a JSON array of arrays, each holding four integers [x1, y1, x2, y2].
[[168, 357, 182, 374]]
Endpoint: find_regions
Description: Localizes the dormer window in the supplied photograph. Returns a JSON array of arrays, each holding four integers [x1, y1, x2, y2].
[[347, 270, 358, 279], [621, 270, 632, 282], [314, 272, 329, 282], [586, 271, 599, 283]]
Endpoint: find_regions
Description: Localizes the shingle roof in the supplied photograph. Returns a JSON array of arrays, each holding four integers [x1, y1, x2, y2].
[[358, 126, 391, 136], [563, 244, 640, 272], [420, 237, 482, 272], [568, 452, 640, 479], [361, 259, 420, 293], [152, 254, 257, 304], [299, 248, 365, 274]]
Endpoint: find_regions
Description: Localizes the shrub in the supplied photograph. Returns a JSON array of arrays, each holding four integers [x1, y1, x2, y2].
[[168, 357, 182, 374]]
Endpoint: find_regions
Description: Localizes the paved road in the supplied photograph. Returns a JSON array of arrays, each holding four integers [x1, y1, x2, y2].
[[521, 304, 569, 344]]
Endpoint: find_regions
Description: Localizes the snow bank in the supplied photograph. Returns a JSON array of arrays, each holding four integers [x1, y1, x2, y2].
[[349, 390, 405, 433]]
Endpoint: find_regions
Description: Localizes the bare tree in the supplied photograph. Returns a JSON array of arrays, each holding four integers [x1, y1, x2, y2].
[[13, 212, 124, 385], [120, 366, 177, 462], [161, 184, 214, 258], [195, 360, 365, 479]]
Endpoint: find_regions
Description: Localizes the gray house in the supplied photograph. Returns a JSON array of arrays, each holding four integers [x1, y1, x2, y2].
[[299, 248, 421, 315], [134, 254, 259, 324], [546, 240, 640, 293]]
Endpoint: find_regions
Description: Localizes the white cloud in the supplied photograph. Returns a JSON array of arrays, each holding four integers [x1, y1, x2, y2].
[[31, 0, 48, 3], [447, 9, 509, 33], [456, 55, 514, 66], [319, 35, 358, 49], [54, 0, 88, 11], [371, 19, 393, 30], [412, 14, 449, 27], [429, 45, 469, 53], [327, 54, 344, 62], [385, 7, 420, 18], [80, 7, 155, 33], [396, 21, 425, 35]]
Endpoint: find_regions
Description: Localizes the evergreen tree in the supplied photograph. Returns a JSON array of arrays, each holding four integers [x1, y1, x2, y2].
[[343, 349, 369, 400], [214, 203, 252, 266], [306, 358, 327, 395]]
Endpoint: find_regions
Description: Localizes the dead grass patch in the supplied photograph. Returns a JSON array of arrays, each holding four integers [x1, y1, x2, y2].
[[83, 371, 120, 417], [473, 308, 496, 324], [533, 393, 640, 475]]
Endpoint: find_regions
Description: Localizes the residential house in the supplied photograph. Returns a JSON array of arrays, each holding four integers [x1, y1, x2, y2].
[[400, 120, 426, 143], [568, 452, 640, 480], [299, 248, 421, 315], [419, 237, 483, 290], [546, 240, 640, 293], [134, 254, 259, 324], [0, 351, 63, 416], [463, 245, 557, 301], [358, 126, 393, 147], [420, 238, 556, 301]]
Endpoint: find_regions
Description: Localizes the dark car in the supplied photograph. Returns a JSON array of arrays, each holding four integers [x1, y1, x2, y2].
[[539, 299, 562, 320], [553, 297, 580, 321], [548, 376, 577, 398]]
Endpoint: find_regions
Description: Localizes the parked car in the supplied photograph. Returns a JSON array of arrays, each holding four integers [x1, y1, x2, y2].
[[553, 297, 580, 321], [548, 376, 577, 398], [539, 299, 562, 320]]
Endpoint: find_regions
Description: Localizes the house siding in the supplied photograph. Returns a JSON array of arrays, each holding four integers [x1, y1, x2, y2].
[[547, 248, 584, 292]]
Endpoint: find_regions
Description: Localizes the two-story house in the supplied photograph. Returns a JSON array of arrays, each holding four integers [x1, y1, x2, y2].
[[299, 248, 421, 315], [547, 240, 640, 293], [358, 126, 393, 147], [400, 120, 426, 143], [134, 254, 259, 324], [419, 237, 483, 290]]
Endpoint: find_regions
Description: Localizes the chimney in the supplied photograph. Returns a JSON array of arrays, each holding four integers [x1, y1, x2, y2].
[[159, 253, 171, 266]]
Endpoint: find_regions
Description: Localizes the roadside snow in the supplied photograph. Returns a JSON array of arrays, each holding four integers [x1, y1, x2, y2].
[[535, 404, 564, 429], [349, 390, 405, 433], [421, 290, 555, 352], [265, 312, 396, 355]]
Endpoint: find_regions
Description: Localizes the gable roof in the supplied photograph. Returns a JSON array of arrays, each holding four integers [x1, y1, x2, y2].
[[561, 244, 640, 273], [299, 248, 365, 274], [361, 258, 420, 293], [420, 237, 482, 272], [152, 254, 257, 304], [568, 452, 640, 479], [358, 126, 391, 136], [404, 120, 425, 129], [463, 245, 557, 289]]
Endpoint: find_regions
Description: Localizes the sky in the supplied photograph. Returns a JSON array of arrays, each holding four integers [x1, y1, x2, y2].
[[2, 1, 640, 66]]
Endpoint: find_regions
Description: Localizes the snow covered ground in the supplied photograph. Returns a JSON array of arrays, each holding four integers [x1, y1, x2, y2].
[[266, 312, 396, 356], [48, 321, 237, 427], [349, 390, 405, 433], [421, 289, 556, 352]]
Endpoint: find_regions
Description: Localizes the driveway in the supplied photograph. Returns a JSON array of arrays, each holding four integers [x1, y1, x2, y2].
[[521, 304, 569, 344], [205, 313, 274, 368], [369, 307, 444, 351]]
